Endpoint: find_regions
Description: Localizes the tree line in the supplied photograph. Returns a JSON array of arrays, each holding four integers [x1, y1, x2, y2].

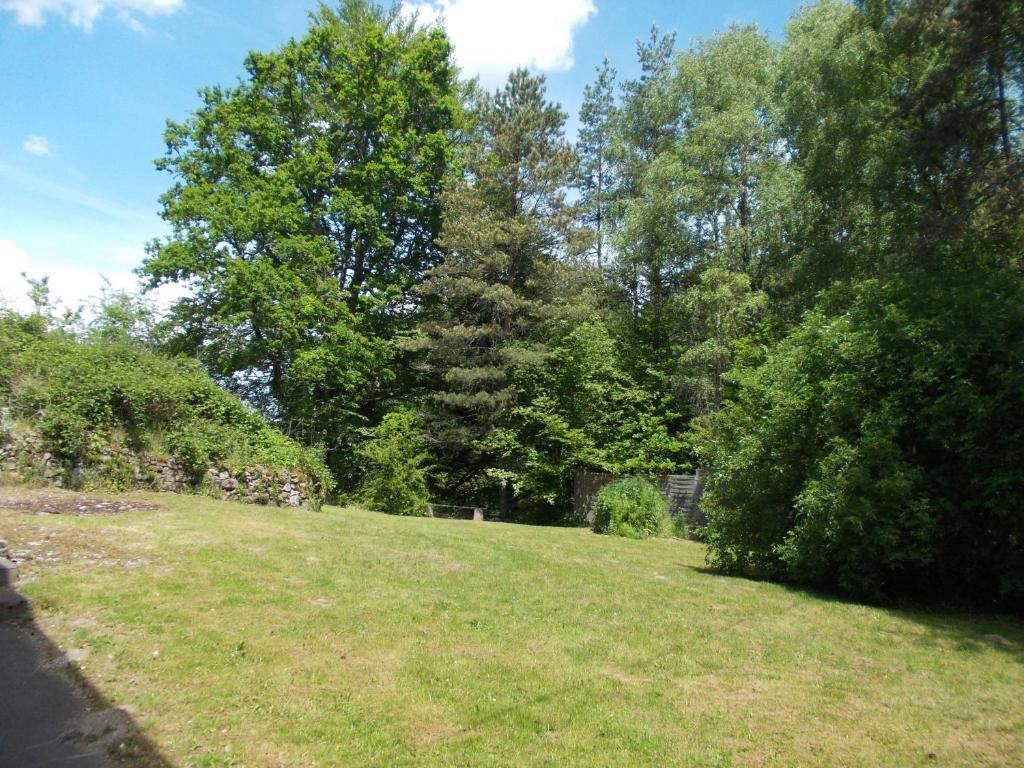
[[140, 0, 1023, 610]]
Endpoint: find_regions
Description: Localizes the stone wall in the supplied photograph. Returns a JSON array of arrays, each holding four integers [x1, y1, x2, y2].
[[0, 433, 316, 508], [202, 465, 312, 508]]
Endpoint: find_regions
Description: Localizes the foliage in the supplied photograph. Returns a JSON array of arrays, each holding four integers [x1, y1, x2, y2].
[[577, 58, 617, 268], [357, 408, 431, 516], [674, 266, 766, 415], [697, 271, 1024, 607], [409, 69, 582, 514], [84, 280, 161, 346], [599, 23, 783, 429], [687, 0, 1024, 611], [165, 422, 235, 481], [38, 406, 89, 459], [483, 320, 683, 523], [142, 0, 459, 488], [591, 476, 670, 539], [0, 313, 333, 496]]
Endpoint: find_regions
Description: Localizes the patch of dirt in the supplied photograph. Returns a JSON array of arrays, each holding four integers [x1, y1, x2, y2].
[[600, 666, 650, 689], [0, 523, 152, 572], [0, 489, 159, 516], [0, 495, 155, 573], [411, 720, 472, 747]]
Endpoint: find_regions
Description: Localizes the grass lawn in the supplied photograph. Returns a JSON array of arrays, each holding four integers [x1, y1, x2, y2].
[[2, 486, 1022, 767]]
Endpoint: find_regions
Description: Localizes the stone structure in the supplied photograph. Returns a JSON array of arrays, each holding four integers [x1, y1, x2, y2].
[[202, 465, 312, 507], [0, 537, 27, 617], [0, 433, 316, 508]]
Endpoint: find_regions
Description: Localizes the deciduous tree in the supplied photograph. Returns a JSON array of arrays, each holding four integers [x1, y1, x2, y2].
[[142, 0, 459, 487]]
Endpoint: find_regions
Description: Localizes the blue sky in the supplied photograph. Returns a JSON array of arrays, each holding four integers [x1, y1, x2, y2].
[[0, 0, 800, 312]]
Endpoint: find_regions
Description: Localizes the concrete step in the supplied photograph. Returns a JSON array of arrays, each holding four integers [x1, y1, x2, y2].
[[0, 558, 18, 588]]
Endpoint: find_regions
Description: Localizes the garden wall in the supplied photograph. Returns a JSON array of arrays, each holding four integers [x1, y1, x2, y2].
[[0, 432, 316, 508]]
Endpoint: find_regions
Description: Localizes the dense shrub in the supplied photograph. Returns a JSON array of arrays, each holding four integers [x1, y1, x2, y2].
[[165, 423, 232, 481], [357, 409, 431, 516], [591, 477, 669, 539], [39, 406, 89, 459], [484, 321, 686, 525], [0, 315, 333, 497], [696, 271, 1024, 610]]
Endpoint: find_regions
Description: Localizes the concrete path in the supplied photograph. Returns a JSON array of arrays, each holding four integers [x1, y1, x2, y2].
[[0, 606, 121, 768]]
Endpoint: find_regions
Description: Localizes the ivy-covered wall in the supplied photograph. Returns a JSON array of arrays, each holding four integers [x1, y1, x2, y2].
[[0, 431, 318, 509]]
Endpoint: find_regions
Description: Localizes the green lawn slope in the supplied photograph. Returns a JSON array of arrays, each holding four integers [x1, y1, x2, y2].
[[3, 488, 1022, 767]]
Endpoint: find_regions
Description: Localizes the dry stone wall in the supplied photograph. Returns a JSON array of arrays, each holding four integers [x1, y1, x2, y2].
[[0, 433, 316, 508]]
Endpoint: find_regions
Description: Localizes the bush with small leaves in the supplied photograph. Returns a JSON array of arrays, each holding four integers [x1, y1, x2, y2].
[[358, 409, 431, 516], [0, 309, 333, 499], [39, 406, 89, 459], [591, 477, 669, 539]]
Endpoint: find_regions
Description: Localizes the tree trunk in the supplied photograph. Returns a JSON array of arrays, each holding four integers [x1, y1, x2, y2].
[[596, 155, 604, 270], [993, 41, 1011, 161], [499, 482, 510, 519]]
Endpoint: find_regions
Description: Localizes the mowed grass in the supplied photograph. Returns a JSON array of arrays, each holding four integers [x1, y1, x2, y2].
[[2, 488, 1023, 767]]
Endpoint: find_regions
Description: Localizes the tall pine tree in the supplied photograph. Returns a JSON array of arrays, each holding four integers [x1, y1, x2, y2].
[[577, 59, 617, 270], [409, 70, 578, 515]]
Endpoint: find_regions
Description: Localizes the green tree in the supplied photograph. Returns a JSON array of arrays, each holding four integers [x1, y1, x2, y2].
[[697, 271, 1024, 608], [409, 69, 579, 515], [608, 27, 680, 322], [141, 0, 459, 488], [671, 26, 782, 279], [489, 319, 683, 522], [604, 25, 781, 436], [676, 266, 765, 415], [15, 273, 81, 332], [358, 408, 431, 516], [577, 59, 617, 269], [696, 0, 1024, 610]]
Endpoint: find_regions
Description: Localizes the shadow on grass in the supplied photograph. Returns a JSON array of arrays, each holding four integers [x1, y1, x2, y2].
[[684, 563, 1024, 663], [0, 595, 174, 768]]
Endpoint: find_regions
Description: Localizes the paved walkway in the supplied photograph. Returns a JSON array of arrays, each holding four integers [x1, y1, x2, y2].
[[0, 607, 116, 768]]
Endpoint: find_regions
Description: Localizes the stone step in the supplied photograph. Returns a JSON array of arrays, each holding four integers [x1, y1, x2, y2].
[[0, 590, 27, 618], [0, 557, 19, 588]]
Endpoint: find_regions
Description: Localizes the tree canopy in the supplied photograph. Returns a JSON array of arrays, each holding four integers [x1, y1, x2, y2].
[[142, 0, 459, 485]]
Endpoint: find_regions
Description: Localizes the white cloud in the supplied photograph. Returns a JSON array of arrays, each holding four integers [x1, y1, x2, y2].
[[404, 0, 596, 84], [22, 135, 51, 157], [1, 0, 182, 32], [0, 241, 32, 311], [116, 9, 147, 33], [0, 239, 187, 317]]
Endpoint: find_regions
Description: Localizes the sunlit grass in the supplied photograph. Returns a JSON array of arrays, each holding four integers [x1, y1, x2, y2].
[[3, 488, 1022, 767]]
